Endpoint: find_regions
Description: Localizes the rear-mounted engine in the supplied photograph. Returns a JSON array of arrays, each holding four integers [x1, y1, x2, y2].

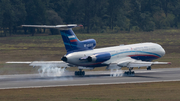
[[87, 52, 111, 62], [61, 56, 68, 62]]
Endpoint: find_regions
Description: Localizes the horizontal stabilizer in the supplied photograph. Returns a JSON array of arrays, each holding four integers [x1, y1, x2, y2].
[[22, 24, 83, 30]]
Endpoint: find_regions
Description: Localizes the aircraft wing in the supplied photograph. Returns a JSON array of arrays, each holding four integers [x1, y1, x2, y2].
[[107, 57, 171, 69], [6, 61, 70, 67]]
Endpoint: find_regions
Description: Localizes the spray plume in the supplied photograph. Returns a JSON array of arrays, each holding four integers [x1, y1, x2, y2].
[[31, 64, 67, 77], [110, 69, 124, 77]]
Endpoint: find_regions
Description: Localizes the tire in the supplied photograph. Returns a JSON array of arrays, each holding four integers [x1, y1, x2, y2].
[[82, 71, 85, 76], [147, 66, 151, 70], [75, 71, 77, 76]]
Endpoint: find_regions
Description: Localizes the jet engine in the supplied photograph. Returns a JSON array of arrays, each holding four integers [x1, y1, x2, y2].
[[87, 52, 111, 62]]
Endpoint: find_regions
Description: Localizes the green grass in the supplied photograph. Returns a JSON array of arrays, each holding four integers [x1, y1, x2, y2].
[[0, 81, 180, 101]]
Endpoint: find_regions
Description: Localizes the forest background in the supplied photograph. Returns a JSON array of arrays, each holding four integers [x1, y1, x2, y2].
[[0, 0, 180, 36]]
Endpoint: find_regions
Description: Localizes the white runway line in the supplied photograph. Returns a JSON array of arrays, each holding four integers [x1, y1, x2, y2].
[[6, 62, 32, 64]]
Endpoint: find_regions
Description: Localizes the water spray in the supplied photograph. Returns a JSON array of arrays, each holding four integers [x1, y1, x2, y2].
[[31, 64, 67, 77], [110, 69, 124, 77], [38, 66, 66, 77]]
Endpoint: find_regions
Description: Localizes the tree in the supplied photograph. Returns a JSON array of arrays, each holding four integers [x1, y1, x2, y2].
[[1, 0, 14, 36], [140, 12, 155, 31], [107, 0, 127, 30], [127, 0, 142, 31], [46, 10, 64, 35], [1, 0, 180, 35], [49, 0, 72, 23], [24, 0, 47, 36], [11, 0, 27, 34], [0, 1, 3, 37], [0, 1, 3, 27], [168, 0, 180, 28]]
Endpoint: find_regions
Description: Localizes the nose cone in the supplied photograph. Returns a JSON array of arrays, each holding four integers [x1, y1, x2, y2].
[[160, 47, 166, 57]]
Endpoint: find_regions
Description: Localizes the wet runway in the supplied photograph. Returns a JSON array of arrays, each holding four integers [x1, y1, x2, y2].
[[0, 68, 180, 89]]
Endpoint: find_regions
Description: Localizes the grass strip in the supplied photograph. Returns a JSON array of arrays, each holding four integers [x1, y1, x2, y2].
[[0, 81, 180, 101]]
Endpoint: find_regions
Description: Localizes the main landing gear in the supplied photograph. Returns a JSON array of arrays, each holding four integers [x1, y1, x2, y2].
[[75, 69, 85, 76], [147, 66, 151, 70], [124, 67, 135, 75]]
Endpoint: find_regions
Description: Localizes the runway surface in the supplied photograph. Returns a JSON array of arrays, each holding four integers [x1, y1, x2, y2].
[[0, 68, 180, 89]]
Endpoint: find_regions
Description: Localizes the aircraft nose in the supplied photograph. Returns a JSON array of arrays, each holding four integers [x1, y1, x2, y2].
[[160, 47, 166, 57]]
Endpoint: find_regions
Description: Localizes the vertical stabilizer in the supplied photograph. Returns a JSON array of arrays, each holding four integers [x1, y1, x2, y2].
[[60, 29, 80, 53], [59, 28, 96, 54], [22, 24, 96, 54]]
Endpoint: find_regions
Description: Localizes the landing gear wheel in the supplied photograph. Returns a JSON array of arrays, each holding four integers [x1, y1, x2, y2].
[[82, 71, 85, 76], [124, 68, 135, 75], [147, 66, 151, 70], [75, 71, 78, 75], [74, 70, 85, 76], [124, 71, 134, 74]]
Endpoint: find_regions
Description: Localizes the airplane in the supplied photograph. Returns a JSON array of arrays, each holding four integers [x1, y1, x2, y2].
[[7, 24, 171, 76]]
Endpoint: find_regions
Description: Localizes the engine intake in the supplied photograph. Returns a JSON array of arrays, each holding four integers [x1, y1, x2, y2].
[[61, 56, 68, 62], [87, 52, 111, 62]]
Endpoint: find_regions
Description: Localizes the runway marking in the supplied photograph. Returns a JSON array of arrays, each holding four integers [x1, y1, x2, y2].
[[135, 71, 158, 73], [1, 79, 180, 90], [6, 62, 32, 64]]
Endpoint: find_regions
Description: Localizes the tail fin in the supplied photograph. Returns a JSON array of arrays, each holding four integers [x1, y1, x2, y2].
[[22, 24, 96, 54]]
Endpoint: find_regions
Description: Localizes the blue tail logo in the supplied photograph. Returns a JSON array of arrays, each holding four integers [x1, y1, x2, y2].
[[60, 29, 96, 54]]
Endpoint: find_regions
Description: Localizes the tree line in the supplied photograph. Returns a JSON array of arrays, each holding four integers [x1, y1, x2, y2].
[[1, 0, 180, 36]]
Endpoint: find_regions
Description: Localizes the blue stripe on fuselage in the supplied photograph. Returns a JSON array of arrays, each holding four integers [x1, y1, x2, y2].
[[111, 51, 161, 61], [130, 55, 158, 61], [111, 51, 161, 58], [80, 51, 161, 67]]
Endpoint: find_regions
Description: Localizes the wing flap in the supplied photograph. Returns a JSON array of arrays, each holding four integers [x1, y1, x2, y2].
[[106, 63, 121, 70], [126, 61, 152, 67], [108, 57, 171, 69], [126, 61, 171, 68]]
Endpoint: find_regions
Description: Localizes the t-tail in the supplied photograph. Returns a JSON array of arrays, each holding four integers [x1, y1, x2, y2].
[[22, 24, 96, 54]]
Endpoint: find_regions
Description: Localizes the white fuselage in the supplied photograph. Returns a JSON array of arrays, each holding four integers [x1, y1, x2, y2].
[[65, 42, 165, 67]]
